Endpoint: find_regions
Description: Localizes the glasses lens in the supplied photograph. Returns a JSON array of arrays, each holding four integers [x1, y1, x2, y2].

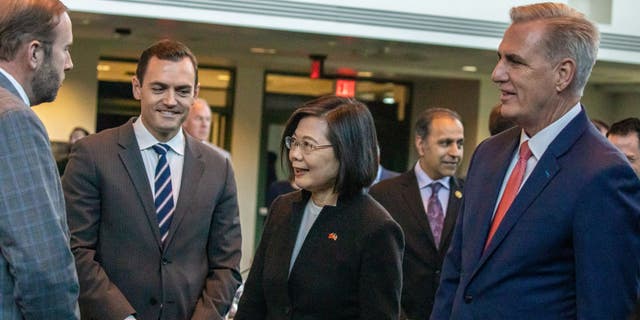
[[301, 141, 312, 153], [285, 136, 292, 149]]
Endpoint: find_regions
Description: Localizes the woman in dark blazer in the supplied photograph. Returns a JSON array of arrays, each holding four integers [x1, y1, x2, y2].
[[235, 95, 404, 319]]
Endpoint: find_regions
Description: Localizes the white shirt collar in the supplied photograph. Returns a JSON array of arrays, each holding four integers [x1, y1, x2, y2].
[[133, 116, 185, 155], [521, 103, 581, 160], [414, 161, 450, 190], [0, 66, 30, 105]]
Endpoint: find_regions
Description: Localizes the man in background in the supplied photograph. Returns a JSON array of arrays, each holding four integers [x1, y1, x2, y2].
[[63, 39, 242, 319], [608, 117, 640, 177], [183, 97, 231, 158], [488, 103, 515, 136], [432, 3, 640, 318], [0, 0, 79, 318], [370, 108, 464, 319], [371, 144, 400, 186]]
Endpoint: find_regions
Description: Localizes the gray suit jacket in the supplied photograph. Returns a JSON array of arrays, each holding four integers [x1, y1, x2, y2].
[[0, 72, 79, 319], [63, 118, 242, 320]]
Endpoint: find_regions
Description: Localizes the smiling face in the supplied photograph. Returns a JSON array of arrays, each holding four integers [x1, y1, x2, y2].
[[132, 56, 198, 142], [416, 116, 464, 180], [31, 12, 73, 105], [491, 20, 563, 134], [289, 116, 340, 202]]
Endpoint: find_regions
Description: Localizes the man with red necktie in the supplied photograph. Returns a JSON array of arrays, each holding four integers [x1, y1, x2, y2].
[[432, 3, 640, 319]]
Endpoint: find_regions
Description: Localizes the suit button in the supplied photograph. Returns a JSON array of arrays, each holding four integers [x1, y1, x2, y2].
[[149, 297, 158, 305], [161, 258, 170, 265], [284, 307, 291, 315], [464, 295, 473, 303], [435, 269, 441, 275]]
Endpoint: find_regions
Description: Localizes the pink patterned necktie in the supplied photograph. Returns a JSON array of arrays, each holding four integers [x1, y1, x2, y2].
[[427, 182, 444, 248]]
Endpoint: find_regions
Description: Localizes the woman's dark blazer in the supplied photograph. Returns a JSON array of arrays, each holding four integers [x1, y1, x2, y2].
[[235, 190, 404, 320]]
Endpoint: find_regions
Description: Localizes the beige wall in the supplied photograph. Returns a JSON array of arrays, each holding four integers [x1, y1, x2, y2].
[[613, 92, 640, 121], [230, 65, 264, 272]]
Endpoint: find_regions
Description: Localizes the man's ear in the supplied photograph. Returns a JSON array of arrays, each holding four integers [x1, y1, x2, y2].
[[27, 40, 44, 70], [415, 135, 425, 157], [555, 58, 576, 92], [132, 76, 142, 100], [193, 82, 200, 98]]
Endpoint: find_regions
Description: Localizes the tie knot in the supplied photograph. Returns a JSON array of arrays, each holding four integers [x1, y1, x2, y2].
[[152, 143, 170, 156], [430, 182, 442, 194], [519, 141, 533, 160]]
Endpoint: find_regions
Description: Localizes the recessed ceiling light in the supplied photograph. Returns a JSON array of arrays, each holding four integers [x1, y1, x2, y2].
[[462, 65, 477, 72], [383, 97, 396, 104], [250, 47, 277, 54], [357, 71, 373, 77], [96, 64, 111, 71], [217, 74, 230, 81]]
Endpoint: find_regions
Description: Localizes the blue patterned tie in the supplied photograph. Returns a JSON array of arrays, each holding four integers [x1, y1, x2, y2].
[[152, 144, 174, 243], [427, 182, 444, 248]]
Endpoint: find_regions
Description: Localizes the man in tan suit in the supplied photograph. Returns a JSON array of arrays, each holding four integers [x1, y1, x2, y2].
[[63, 39, 242, 320]]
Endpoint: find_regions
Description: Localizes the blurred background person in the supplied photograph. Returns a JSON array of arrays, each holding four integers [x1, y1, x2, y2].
[[488, 103, 516, 136], [372, 144, 400, 186], [235, 95, 404, 319], [607, 117, 640, 177], [591, 118, 609, 136], [265, 176, 299, 208], [370, 107, 464, 319], [183, 97, 231, 159], [57, 126, 89, 175]]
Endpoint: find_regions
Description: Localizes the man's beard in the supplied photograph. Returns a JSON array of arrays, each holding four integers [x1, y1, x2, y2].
[[31, 58, 60, 105]]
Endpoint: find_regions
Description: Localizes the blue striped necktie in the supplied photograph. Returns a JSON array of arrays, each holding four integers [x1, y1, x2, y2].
[[152, 143, 175, 243]]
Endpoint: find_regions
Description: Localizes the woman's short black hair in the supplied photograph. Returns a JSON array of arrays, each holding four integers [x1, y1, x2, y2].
[[281, 95, 378, 197]]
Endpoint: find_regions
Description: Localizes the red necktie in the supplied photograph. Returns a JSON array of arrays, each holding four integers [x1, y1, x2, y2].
[[485, 141, 533, 249]]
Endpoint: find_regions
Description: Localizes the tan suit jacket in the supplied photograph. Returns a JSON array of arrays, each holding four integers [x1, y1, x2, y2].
[[63, 118, 242, 320]]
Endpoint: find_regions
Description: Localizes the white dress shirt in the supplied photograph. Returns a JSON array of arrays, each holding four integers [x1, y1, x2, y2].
[[133, 116, 185, 203], [414, 162, 451, 216], [492, 103, 582, 216], [0, 66, 30, 105]]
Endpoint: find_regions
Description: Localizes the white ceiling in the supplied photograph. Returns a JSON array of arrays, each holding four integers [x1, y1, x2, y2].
[[70, 11, 640, 92]]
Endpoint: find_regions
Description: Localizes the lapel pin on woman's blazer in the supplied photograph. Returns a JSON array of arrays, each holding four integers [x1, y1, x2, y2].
[[328, 233, 338, 241], [455, 190, 463, 199]]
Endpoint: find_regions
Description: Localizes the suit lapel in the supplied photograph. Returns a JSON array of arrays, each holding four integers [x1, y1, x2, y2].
[[117, 119, 163, 249], [400, 170, 439, 247], [467, 130, 521, 263], [440, 177, 462, 250], [286, 192, 308, 279], [163, 135, 205, 248], [476, 109, 590, 269]]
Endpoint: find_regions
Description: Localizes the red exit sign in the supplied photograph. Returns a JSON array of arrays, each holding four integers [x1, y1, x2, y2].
[[335, 79, 355, 97]]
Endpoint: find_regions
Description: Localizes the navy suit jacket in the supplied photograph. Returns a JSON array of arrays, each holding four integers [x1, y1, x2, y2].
[[432, 108, 640, 319]]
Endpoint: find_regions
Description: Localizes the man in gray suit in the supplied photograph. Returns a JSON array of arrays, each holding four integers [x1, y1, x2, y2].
[[0, 1, 79, 318], [63, 40, 242, 319]]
